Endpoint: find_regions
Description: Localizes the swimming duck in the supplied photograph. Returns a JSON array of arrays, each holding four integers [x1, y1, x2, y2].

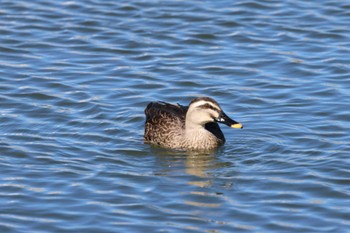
[[144, 97, 243, 151]]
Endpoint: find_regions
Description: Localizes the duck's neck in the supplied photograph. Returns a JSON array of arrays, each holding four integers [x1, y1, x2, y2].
[[184, 122, 220, 150]]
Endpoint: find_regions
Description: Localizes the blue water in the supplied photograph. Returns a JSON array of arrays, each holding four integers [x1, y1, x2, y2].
[[1, 0, 350, 232]]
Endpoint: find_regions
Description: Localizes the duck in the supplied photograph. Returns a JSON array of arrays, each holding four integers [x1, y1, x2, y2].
[[144, 97, 243, 151]]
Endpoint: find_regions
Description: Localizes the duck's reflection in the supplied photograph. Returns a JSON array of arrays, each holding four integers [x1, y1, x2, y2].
[[151, 147, 236, 215], [152, 147, 231, 187], [185, 152, 215, 187]]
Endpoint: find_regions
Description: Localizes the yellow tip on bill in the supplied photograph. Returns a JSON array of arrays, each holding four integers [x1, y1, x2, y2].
[[231, 123, 243, 129]]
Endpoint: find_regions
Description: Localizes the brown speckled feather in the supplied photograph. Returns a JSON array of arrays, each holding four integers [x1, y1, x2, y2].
[[144, 102, 188, 147]]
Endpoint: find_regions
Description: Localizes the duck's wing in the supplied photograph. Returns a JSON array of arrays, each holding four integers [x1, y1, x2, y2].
[[144, 101, 187, 122], [144, 101, 187, 144]]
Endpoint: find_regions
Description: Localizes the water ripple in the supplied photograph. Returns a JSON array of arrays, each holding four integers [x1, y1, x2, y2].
[[1, 0, 350, 232]]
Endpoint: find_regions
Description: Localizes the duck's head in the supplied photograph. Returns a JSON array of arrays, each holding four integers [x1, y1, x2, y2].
[[186, 97, 243, 129]]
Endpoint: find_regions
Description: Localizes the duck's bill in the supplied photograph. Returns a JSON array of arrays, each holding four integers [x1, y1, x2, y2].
[[216, 112, 243, 129], [231, 123, 243, 129]]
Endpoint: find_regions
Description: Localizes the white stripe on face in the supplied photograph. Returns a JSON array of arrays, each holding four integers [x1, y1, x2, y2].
[[190, 100, 221, 112]]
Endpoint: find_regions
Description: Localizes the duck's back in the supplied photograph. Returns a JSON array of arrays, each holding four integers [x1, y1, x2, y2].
[[144, 102, 187, 148]]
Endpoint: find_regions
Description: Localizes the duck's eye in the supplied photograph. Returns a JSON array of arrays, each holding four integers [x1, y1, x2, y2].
[[216, 117, 224, 122]]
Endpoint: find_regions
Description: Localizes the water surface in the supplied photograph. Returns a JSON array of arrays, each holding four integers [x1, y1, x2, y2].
[[1, 0, 350, 232]]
